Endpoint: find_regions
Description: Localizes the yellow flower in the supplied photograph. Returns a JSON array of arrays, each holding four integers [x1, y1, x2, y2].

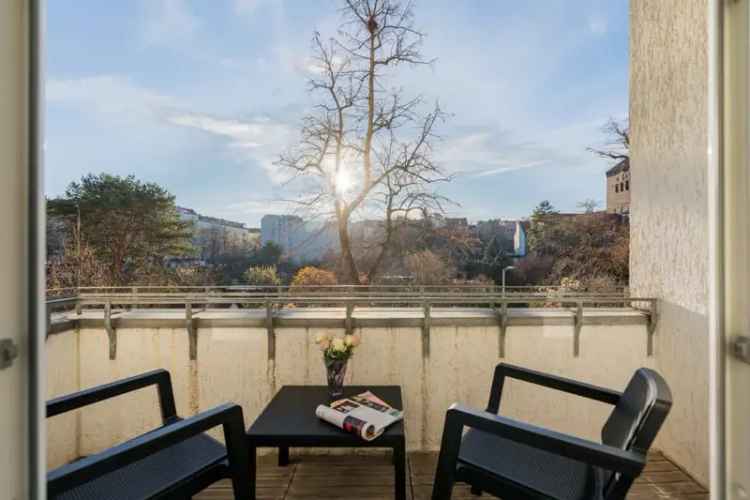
[[344, 334, 361, 347], [331, 337, 346, 352], [314, 332, 331, 345], [318, 339, 330, 351]]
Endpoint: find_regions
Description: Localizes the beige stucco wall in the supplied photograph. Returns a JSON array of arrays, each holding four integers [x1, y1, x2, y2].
[[46, 318, 653, 469], [630, 0, 709, 486]]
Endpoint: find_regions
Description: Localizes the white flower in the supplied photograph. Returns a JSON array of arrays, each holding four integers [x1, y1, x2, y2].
[[331, 337, 346, 352], [314, 332, 331, 345], [344, 334, 361, 347]]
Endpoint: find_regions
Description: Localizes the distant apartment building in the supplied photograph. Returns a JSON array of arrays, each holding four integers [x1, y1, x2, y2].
[[474, 219, 527, 257], [443, 217, 469, 228], [606, 158, 630, 214], [177, 207, 260, 260], [260, 214, 338, 263], [513, 221, 527, 257]]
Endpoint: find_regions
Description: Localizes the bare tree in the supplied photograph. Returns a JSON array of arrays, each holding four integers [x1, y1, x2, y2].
[[587, 117, 629, 162], [277, 0, 450, 284], [576, 198, 599, 213]]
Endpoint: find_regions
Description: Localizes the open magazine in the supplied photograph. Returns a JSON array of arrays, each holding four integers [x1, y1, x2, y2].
[[315, 391, 403, 441]]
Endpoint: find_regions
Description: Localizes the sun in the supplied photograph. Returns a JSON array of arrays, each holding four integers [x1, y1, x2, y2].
[[334, 167, 355, 195]]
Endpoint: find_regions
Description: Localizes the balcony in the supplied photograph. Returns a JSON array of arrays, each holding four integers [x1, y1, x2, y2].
[[44, 287, 708, 499]]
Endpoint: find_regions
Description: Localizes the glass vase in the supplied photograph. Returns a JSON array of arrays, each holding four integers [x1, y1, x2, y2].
[[324, 357, 348, 399]]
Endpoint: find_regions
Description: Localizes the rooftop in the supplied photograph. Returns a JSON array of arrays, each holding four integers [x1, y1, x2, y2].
[[606, 158, 630, 177]]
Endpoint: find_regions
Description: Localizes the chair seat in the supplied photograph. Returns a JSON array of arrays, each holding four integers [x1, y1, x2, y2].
[[457, 429, 606, 500], [52, 433, 228, 500]]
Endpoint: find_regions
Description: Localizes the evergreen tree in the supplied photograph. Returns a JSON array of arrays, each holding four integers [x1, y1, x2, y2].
[[47, 173, 192, 285]]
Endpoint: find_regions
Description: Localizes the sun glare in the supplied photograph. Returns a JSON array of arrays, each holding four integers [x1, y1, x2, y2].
[[334, 167, 355, 195]]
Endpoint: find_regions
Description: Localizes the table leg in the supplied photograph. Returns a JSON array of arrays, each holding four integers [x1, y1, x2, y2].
[[278, 445, 290, 466], [394, 439, 407, 500], [248, 444, 257, 500]]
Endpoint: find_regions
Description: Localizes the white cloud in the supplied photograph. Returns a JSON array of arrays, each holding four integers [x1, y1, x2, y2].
[[140, 0, 199, 46], [221, 199, 294, 216], [47, 75, 176, 121], [46, 75, 295, 184], [472, 160, 549, 178], [234, 0, 262, 15], [587, 15, 608, 35], [437, 131, 551, 178], [167, 112, 295, 183]]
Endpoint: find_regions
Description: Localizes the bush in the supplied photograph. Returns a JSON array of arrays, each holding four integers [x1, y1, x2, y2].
[[290, 266, 338, 293], [404, 250, 454, 285], [243, 266, 281, 286]]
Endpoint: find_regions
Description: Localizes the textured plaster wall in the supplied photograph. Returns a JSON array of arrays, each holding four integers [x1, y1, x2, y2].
[[46, 322, 652, 469], [46, 331, 80, 468], [630, 0, 710, 486]]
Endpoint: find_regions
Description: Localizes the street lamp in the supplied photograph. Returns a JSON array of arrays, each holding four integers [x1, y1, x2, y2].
[[502, 265, 515, 297]]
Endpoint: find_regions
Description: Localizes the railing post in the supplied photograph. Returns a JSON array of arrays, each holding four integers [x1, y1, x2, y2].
[[573, 301, 583, 357], [186, 303, 197, 360], [265, 299, 275, 361], [104, 300, 116, 360], [421, 300, 431, 359], [345, 302, 354, 336], [496, 300, 508, 358], [45, 302, 51, 338]]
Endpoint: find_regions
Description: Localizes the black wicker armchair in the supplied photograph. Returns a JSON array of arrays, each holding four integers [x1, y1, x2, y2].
[[432, 363, 672, 500], [47, 369, 251, 500]]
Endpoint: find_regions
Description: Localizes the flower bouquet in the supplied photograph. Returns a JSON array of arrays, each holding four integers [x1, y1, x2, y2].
[[314, 332, 361, 399]]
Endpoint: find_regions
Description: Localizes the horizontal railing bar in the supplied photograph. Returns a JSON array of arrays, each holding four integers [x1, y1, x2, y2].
[[45, 287, 651, 318], [60, 285, 628, 294], [67, 297, 655, 306], [70, 283, 627, 290], [67, 292, 646, 298]]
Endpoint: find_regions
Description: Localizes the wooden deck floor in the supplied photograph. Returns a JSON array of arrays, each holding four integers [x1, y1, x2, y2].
[[195, 451, 708, 500]]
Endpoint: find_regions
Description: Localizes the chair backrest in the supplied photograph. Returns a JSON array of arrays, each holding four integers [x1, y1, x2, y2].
[[601, 368, 672, 497]]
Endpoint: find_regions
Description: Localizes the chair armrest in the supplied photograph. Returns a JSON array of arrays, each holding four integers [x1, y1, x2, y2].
[[47, 403, 250, 498], [47, 369, 177, 423], [487, 363, 622, 413], [444, 404, 645, 476]]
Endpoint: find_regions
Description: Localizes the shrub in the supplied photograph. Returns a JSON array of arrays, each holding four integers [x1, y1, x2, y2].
[[404, 250, 454, 285], [290, 266, 338, 293], [243, 266, 281, 286]]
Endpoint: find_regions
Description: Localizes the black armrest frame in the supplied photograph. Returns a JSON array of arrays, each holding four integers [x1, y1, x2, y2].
[[432, 404, 646, 500], [47, 403, 251, 500], [47, 369, 178, 424], [487, 362, 622, 413]]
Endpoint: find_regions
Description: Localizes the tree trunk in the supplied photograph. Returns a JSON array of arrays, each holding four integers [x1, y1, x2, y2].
[[337, 216, 360, 285]]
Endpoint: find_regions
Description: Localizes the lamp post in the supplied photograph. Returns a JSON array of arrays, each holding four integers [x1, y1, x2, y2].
[[502, 265, 515, 297]]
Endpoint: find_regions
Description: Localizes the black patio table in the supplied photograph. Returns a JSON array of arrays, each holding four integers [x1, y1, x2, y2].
[[246, 385, 406, 500]]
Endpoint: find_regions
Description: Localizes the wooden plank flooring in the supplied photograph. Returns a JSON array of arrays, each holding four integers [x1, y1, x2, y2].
[[195, 451, 708, 500]]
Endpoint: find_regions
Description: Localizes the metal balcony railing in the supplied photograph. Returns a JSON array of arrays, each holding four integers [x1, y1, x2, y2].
[[45, 285, 657, 362]]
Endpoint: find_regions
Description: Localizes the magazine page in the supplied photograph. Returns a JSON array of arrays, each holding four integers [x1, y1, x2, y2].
[[315, 401, 379, 440], [315, 392, 403, 441]]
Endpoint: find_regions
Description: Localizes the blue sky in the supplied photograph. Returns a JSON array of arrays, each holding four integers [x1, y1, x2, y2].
[[46, 0, 629, 226]]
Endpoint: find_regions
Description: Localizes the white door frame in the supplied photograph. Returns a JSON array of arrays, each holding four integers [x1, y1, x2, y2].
[[710, 0, 750, 498], [707, 0, 725, 498], [29, 0, 46, 498], [7, 1, 746, 498], [0, 0, 44, 499]]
